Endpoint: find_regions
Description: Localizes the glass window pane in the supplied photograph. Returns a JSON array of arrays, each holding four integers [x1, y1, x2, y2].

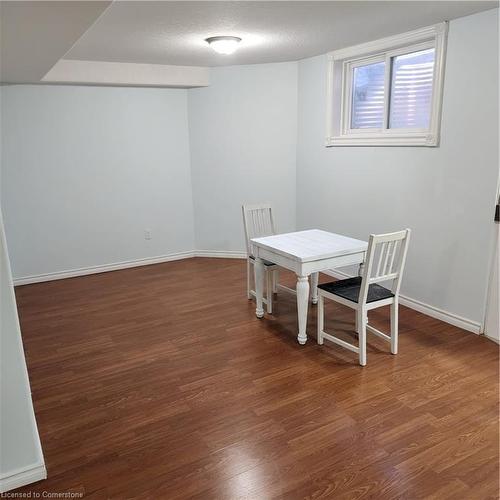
[[389, 48, 435, 129], [351, 61, 385, 129]]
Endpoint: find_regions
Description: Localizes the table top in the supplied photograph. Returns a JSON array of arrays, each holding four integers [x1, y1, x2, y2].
[[251, 229, 368, 263]]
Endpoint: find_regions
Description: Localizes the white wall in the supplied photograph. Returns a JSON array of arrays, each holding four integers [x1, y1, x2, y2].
[[485, 223, 499, 341], [1, 10, 498, 332], [1, 85, 195, 280], [0, 86, 45, 491], [0, 211, 45, 491], [188, 62, 298, 252], [0, 8, 497, 496], [0, 88, 45, 494], [296, 9, 499, 326]]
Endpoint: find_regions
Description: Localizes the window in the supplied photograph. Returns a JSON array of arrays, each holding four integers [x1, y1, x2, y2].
[[351, 60, 385, 129], [326, 23, 448, 147]]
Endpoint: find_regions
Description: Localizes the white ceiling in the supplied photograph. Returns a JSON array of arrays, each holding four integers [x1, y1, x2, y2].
[[66, 1, 498, 66], [0, 1, 111, 83], [1, 1, 498, 85]]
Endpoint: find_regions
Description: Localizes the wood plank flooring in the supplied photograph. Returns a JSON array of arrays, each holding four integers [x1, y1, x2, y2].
[[12, 258, 499, 499]]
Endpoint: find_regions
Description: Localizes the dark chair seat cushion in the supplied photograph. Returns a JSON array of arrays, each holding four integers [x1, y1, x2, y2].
[[249, 256, 276, 267], [318, 276, 394, 304]]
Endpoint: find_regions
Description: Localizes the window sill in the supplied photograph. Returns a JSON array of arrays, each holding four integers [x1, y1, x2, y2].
[[326, 133, 439, 147]]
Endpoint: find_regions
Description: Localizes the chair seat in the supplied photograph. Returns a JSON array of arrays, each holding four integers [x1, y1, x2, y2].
[[318, 276, 394, 304], [249, 255, 277, 267]]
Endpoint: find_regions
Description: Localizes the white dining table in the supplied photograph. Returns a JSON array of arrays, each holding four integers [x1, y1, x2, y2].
[[251, 229, 368, 345]]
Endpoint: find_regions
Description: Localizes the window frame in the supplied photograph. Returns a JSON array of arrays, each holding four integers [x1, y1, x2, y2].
[[326, 23, 448, 147], [344, 54, 387, 134]]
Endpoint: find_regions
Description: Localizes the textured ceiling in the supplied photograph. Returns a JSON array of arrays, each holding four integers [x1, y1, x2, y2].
[[66, 1, 498, 67], [0, 1, 111, 83], [1, 1, 497, 84]]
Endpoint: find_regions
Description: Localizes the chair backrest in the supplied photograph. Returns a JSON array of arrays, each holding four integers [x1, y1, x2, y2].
[[359, 229, 411, 303], [242, 204, 276, 256]]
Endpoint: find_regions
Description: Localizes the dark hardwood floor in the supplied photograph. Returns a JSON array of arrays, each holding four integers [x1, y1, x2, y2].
[[13, 258, 499, 499]]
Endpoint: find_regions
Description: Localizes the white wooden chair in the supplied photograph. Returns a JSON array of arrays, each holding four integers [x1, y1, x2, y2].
[[317, 229, 411, 366], [242, 204, 280, 314]]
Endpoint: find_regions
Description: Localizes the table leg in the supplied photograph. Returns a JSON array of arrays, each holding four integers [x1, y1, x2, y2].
[[296, 275, 310, 344], [255, 258, 265, 318], [311, 272, 319, 304]]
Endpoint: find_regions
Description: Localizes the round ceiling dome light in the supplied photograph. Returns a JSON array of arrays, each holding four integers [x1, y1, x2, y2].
[[205, 36, 242, 55]]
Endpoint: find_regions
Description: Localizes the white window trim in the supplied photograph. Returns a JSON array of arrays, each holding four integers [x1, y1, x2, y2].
[[326, 22, 448, 147]]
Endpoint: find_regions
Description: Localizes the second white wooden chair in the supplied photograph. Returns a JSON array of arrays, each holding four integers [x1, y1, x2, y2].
[[317, 229, 411, 366], [242, 204, 280, 313]]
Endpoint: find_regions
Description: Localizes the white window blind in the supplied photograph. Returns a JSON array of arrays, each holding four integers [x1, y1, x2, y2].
[[351, 61, 386, 129], [389, 48, 435, 129]]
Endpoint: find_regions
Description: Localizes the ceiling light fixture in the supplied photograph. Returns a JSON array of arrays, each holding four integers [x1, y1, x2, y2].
[[205, 36, 242, 55]]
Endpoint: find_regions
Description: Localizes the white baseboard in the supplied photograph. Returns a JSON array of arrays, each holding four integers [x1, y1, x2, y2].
[[13, 250, 246, 286], [12, 253, 483, 335], [323, 269, 482, 335], [195, 250, 246, 259], [483, 333, 500, 344], [0, 463, 47, 493], [397, 294, 482, 334], [13, 250, 247, 286], [13, 251, 197, 286]]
